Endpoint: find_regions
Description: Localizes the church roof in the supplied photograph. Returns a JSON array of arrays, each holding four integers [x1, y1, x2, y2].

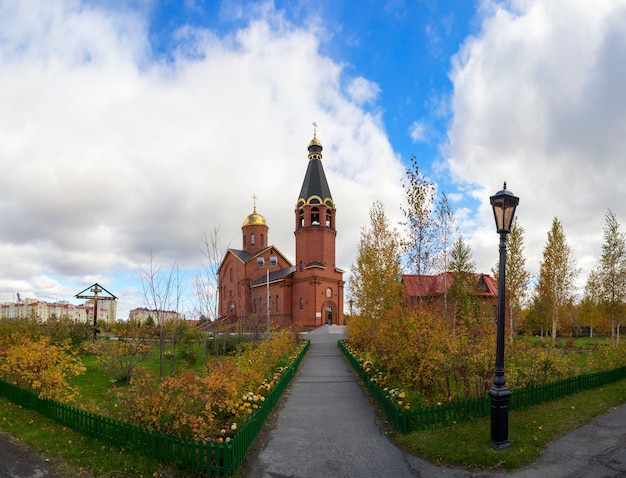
[[296, 134, 335, 209], [403, 272, 497, 298], [251, 266, 296, 286], [228, 249, 253, 262]]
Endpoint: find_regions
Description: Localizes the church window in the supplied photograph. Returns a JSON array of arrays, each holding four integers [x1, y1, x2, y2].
[[299, 297, 304, 309], [299, 210, 304, 228], [326, 213, 331, 228], [261, 234, 264, 247], [229, 268, 232, 282], [251, 233, 255, 245], [311, 207, 320, 226]]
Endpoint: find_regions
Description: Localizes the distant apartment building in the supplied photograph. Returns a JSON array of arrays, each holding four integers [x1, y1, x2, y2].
[[129, 307, 180, 324], [0, 298, 116, 325]]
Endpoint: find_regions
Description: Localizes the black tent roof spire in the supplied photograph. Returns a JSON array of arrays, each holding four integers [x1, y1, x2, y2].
[[296, 124, 334, 208]]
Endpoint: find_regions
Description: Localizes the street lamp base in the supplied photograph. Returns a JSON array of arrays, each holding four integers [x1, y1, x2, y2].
[[489, 385, 511, 450], [489, 439, 511, 450]]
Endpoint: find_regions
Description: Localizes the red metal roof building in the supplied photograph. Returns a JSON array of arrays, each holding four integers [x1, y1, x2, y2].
[[403, 272, 498, 323]]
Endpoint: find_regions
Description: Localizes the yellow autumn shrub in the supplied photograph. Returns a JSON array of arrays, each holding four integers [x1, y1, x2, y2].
[[113, 329, 301, 440], [0, 336, 85, 402]]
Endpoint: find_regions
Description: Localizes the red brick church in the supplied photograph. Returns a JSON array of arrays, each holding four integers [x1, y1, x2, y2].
[[217, 133, 344, 330]]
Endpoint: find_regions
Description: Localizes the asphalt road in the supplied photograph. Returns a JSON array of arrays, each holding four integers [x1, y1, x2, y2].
[[0, 430, 65, 478]]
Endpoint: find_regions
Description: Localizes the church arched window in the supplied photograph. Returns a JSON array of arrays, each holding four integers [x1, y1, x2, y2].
[[299, 210, 305, 228], [260, 234, 264, 247], [251, 233, 255, 245]]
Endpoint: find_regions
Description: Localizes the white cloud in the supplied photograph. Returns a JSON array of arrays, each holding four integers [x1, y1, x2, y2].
[[446, 0, 626, 291], [0, 0, 405, 317], [345, 76, 381, 106], [409, 120, 427, 143]]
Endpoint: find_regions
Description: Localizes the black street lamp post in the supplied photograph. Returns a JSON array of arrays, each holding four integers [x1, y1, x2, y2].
[[489, 182, 519, 450]]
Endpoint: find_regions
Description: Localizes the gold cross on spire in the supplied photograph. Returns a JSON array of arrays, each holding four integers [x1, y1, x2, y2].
[[312, 121, 318, 137], [252, 194, 258, 213]]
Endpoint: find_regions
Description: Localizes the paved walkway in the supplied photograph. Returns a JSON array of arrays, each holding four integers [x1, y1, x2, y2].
[[0, 430, 65, 478], [243, 325, 626, 478]]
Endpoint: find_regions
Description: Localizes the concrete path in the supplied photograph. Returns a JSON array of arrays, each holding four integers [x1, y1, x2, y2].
[[0, 430, 65, 478], [243, 325, 626, 478], [243, 325, 423, 478]]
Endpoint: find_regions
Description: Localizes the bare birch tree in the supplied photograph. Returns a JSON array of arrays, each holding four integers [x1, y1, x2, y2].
[[195, 225, 228, 356], [401, 156, 436, 307], [140, 252, 185, 379], [433, 192, 456, 319]]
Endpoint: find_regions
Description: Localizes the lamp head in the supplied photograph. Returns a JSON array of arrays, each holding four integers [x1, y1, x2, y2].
[[490, 182, 519, 234]]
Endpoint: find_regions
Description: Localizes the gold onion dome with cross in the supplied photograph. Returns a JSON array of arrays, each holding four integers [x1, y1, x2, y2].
[[307, 134, 322, 151], [242, 204, 267, 227]]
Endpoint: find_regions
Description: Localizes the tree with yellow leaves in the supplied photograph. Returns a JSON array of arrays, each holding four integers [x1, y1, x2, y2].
[[0, 337, 85, 402]]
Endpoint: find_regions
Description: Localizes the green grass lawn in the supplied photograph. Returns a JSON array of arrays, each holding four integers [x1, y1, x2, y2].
[[520, 335, 612, 349], [68, 342, 217, 414], [390, 378, 626, 471], [0, 396, 193, 478], [68, 355, 115, 413]]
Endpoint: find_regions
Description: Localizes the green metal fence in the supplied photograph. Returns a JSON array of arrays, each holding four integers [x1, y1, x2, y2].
[[339, 340, 626, 433], [0, 340, 310, 477]]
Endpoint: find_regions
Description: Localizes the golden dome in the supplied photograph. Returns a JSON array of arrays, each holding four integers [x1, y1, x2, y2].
[[308, 135, 322, 149], [242, 207, 267, 227]]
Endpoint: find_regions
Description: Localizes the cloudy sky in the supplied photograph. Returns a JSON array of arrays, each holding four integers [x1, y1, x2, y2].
[[1, 0, 625, 319]]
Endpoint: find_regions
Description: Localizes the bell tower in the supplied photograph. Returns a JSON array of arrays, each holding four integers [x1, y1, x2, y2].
[[241, 195, 268, 254], [292, 128, 344, 328]]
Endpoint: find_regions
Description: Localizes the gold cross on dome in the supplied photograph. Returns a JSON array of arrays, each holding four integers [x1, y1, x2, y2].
[[312, 121, 318, 137], [252, 194, 258, 212]]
